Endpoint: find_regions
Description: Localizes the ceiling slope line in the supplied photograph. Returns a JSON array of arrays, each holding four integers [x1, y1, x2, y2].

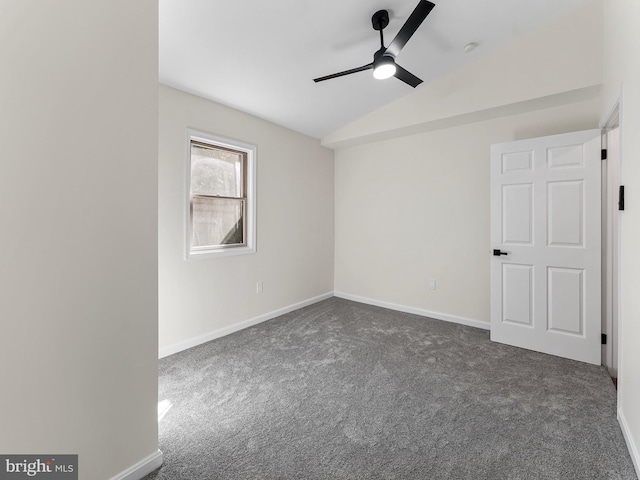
[[321, 84, 602, 150]]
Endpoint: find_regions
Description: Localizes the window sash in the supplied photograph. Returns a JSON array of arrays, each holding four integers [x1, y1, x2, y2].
[[190, 196, 246, 249], [189, 140, 248, 250], [186, 129, 256, 259], [190, 140, 247, 198]]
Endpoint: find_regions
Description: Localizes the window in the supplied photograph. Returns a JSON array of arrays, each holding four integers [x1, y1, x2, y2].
[[186, 130, 256, 258]]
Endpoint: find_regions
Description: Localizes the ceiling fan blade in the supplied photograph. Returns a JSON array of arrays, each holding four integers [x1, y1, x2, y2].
[[394, 65, 423, 88], [313, 63, 373, 83], [386, 0, 435, 58]]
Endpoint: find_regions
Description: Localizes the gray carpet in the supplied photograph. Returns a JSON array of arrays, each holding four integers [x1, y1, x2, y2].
[[144, 298, 637, 479]]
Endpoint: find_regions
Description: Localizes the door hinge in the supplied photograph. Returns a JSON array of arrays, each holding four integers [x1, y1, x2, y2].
[[601, 149, 607, 160], [619, 185, 625, 211], [602, 333, 607, 345]]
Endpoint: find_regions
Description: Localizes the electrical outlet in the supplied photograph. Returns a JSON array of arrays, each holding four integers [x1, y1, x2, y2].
[[256, 281, 263, 294], [428, 279, 436, 291]]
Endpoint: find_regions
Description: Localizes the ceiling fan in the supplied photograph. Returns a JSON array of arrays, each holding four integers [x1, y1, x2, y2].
[[313, 0, 435, 88]]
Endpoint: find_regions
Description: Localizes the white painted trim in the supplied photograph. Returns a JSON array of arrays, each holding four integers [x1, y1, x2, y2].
[[599, 87, 622, 129], [618, 408, 640, 477], [160, 291, 490, 358], [334, 291, 490, 331], [109, 450, 163, 480], [184, 128, 257, 260], [159, 292, 334, 358], [600, 92, 621, 364]]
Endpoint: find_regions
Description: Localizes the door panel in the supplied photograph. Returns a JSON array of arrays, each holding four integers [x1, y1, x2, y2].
[[490, 129, 601, 365], [502, 264, 533, 326], [502, 151, 533, 173], [503, 184, 533, 244], [548, 144, 585, 168], [547, 267, 584, 335], [548, 180, 584, 246]]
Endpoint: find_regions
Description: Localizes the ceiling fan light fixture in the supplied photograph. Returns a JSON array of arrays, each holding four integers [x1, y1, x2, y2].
[[373, 55, 396, 80], [312, 0, 434, 88]]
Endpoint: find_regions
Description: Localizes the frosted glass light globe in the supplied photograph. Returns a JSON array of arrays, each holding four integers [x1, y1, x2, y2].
[[373, 62, 396, 80]]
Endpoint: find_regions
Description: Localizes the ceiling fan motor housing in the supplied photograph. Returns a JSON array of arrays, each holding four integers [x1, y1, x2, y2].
[[374, 48, 393, 62], [372, 10, 390, 31]]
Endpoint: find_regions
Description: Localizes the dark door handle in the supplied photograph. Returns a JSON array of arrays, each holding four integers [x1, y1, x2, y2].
[[493, 249, 508, 256]]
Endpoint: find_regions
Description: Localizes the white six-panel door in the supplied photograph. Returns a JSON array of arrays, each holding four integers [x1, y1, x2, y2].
[[490, 129, 601, 365]]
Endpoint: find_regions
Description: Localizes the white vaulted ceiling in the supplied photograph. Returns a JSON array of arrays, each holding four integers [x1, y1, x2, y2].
[[159, 0, 595, 139]]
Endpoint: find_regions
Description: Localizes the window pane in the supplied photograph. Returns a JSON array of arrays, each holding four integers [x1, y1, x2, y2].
[[191, 197, 244, 248], [191, 143, 244, 197]]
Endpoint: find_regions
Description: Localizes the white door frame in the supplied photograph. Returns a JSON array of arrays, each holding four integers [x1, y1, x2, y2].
[[600, 97, 622, 378]]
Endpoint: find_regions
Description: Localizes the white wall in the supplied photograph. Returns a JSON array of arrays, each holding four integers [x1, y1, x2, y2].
[[335, 99, 600, 324], [332, 1, 602, 326], [0, 2, 160, 480], [158, 86, 334, 354], [602, 0, 640, 473]]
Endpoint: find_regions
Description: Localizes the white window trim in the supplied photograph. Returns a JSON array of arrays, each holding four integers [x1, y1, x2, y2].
[[185, 129, 257, 259]]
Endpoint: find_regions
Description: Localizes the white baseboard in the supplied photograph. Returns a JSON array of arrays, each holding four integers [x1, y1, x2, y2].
[[110, 449, 163, 480], [334, 291, 490, 331], [160, 291, 488, 358], [159, 292, 334, 358], [618, 407, 640, 477]]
